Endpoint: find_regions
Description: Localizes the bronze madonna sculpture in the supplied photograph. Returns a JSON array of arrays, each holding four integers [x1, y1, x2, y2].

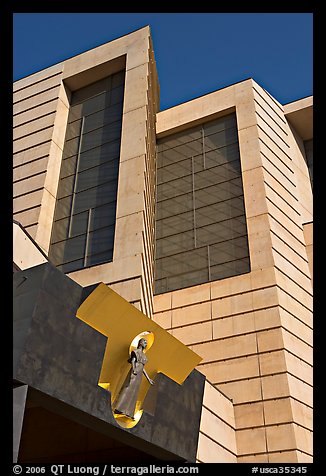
[[114, 338, 154, 419]]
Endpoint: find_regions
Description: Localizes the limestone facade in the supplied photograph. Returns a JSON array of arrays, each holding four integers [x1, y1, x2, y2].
[[13, 26, 313, 463], [154, 79, 313, 463]]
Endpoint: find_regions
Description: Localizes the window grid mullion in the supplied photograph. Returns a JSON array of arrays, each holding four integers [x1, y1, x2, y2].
[[155, 113, 250, 294], [68, 116, 85, 238]]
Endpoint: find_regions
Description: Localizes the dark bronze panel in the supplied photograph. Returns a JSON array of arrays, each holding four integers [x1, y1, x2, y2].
[[13, 263, 205, 462]]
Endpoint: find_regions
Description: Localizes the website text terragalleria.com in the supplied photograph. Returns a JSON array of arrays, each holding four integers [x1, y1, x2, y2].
[[50, 465, 199, 475]]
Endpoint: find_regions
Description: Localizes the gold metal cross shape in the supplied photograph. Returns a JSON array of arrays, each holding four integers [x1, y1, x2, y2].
[[76, 283, 202, 425]]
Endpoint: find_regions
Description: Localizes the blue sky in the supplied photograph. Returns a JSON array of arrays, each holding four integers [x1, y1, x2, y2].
[[13, 13, 313, 110]]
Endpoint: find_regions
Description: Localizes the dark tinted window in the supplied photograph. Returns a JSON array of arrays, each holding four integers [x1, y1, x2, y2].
[[49, 71, 125, 272], [155, 113, 250, 294]]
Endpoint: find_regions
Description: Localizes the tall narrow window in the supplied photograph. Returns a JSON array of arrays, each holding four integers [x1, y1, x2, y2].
[[49, 71, 125, 273], [155, 113, 250, 294]]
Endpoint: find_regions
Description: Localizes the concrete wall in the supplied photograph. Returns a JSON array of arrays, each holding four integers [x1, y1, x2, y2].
[[303, 222, 313, 279], [13, 26, 159, 318], [13, 31, 313, 463], [196, 380, 237, 463], [13, 221, 48, 271], [154, 79, 313, 463], [13, 63, 67, 242]]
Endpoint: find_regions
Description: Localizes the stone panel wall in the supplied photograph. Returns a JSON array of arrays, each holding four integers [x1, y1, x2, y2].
[[154, 79, 313, 462]]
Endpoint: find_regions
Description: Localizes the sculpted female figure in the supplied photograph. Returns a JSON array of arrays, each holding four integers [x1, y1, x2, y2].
[[113, 338, 154, 419]]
